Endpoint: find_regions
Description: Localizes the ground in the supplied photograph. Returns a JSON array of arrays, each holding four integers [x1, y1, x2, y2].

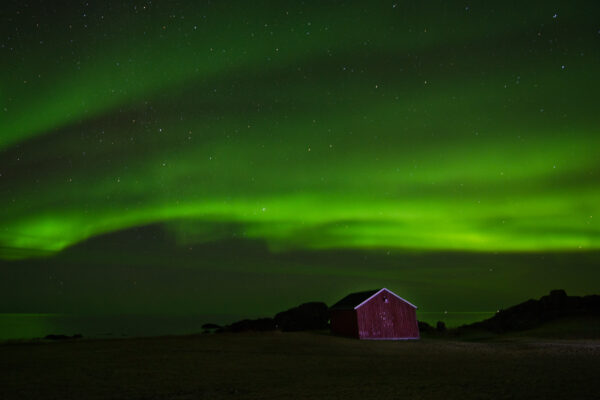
[[1, 332, 599, 399]]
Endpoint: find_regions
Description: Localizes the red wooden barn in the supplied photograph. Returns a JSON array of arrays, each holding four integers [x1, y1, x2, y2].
[[329, 288, 419, 340]]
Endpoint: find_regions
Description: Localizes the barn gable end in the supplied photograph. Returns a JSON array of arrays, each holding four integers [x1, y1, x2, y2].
[[354, 288, 417, 310]]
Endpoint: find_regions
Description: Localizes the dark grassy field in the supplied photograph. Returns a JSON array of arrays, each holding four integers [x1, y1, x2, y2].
[[1, 332, 599, 400]]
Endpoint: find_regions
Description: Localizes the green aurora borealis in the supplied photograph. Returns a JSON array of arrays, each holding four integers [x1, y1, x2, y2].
[[1, 1, 599, 319]]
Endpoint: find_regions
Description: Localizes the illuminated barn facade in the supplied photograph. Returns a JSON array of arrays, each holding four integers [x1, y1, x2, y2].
[[329, 288, 419, 340]]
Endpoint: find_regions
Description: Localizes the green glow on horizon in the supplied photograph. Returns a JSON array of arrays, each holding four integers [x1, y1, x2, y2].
[[1, 1, 599, 259]]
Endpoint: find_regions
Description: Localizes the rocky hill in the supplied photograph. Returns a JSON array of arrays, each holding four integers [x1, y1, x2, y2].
[[461, 290, 600, 333]]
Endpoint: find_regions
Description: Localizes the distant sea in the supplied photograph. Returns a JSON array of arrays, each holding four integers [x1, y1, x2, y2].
[[0, 312, 496, 341], [0, 313, 243, 341]]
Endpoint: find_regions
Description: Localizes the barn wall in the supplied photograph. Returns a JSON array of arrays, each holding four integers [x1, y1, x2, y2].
[[329, 309, 358, 338], [356, 290, 419, 339]]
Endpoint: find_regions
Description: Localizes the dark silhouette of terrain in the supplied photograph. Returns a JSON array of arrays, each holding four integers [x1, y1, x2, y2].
[[208, 302, 329, 333], [209, 290, 600, 337], [43, 334, 83, 340], [418, 321, 447, 333], [459, 290, 600, 333], [274, 301, 329, 331]]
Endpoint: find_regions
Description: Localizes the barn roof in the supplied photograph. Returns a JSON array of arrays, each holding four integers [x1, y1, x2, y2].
[[329, 288, 417, 310], [329, 289, 380, 310]]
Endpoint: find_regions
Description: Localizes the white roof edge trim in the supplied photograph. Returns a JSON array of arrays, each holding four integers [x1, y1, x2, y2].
[[354, 288, 418, 310]]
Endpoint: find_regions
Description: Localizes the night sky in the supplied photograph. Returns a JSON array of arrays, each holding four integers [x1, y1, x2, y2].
[[1, 1, 599, 321]]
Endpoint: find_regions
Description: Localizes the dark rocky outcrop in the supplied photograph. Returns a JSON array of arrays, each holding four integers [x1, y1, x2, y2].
[[217, 301, 329, 333], [274, 302, 329, 331], [417, 321, 434, 333], [462, 290, 600, 333], [436, 321, 447, 332]]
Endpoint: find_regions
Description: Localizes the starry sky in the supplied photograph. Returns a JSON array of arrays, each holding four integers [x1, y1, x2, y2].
[[1, 1, 599, 320]]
